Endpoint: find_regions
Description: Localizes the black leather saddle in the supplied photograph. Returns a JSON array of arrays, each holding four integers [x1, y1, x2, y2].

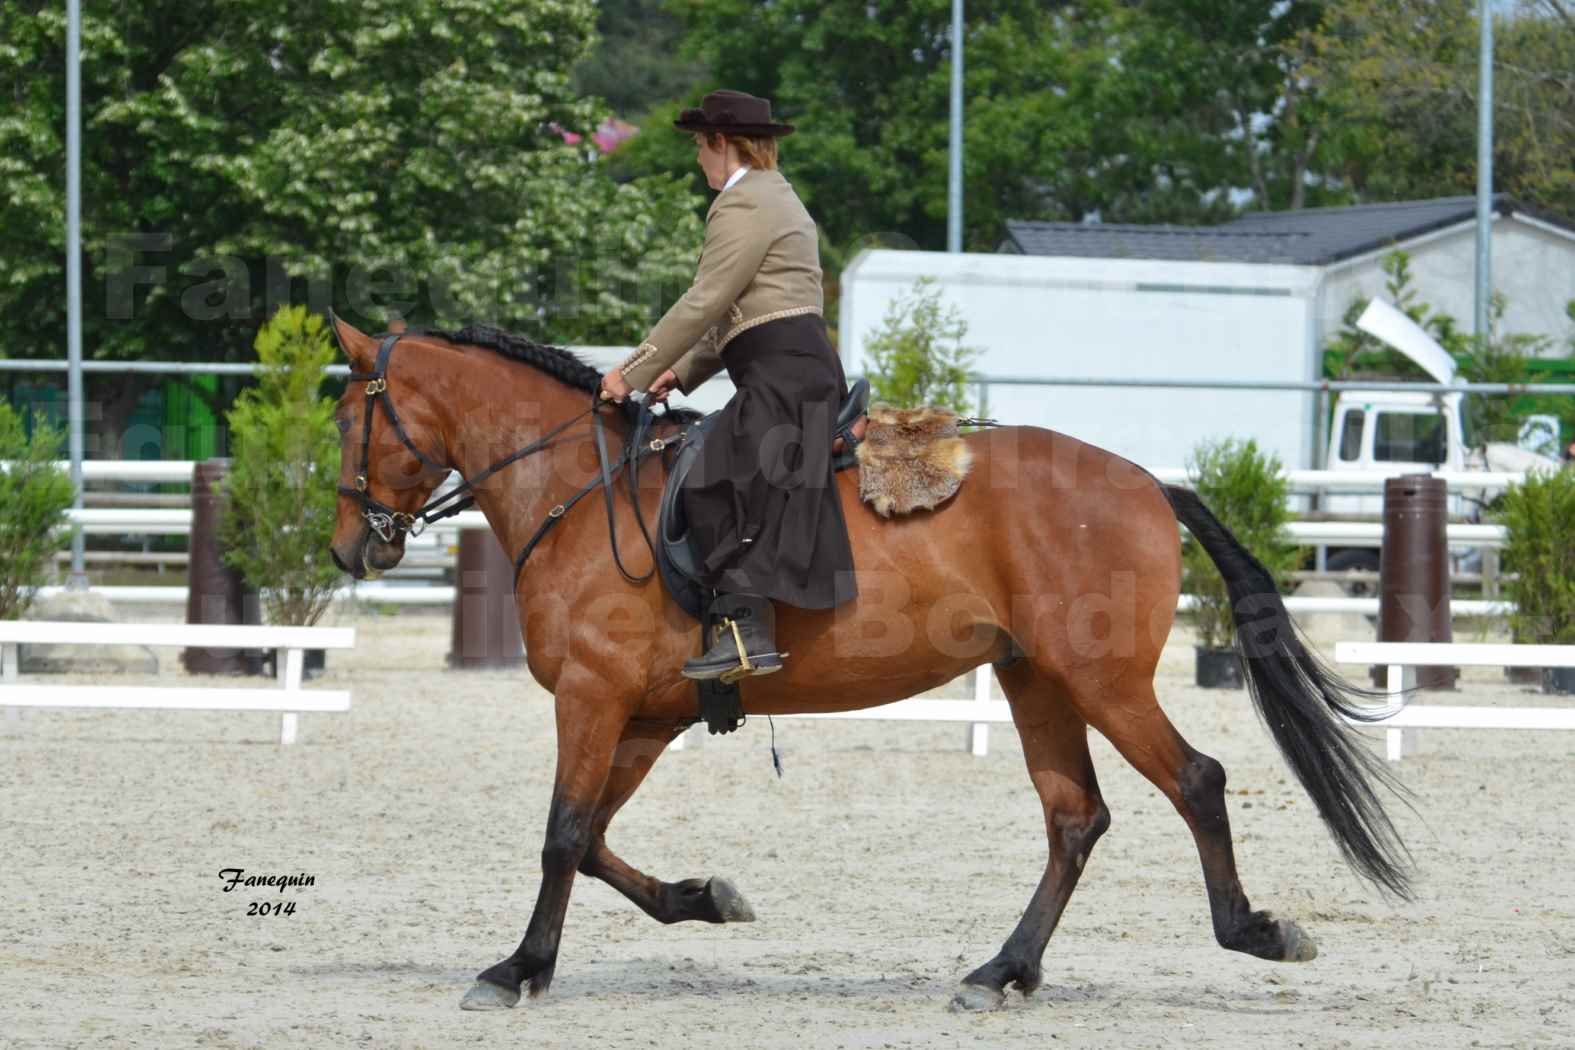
[[656, 377, 870, 621]]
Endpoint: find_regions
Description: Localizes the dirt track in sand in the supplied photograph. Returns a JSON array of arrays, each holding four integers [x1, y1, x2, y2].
[[3, 606, 1573, 1049]]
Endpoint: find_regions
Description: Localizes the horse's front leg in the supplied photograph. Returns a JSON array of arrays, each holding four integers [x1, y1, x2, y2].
[[461, 680, 628, 1010]]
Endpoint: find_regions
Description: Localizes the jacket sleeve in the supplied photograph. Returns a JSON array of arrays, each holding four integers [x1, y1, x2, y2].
[[616, 191, 767, 391], [669, 330, 725, 394]]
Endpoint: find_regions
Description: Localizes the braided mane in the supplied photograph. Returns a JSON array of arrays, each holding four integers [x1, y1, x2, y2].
[[411, 323, 702, 425]]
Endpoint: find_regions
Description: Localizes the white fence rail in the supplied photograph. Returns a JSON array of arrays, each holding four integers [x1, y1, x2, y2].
[[670, 664, 1010, 754], [0, 621, 355, 745], [33, 584, 1516, 619], [54, 506, 1516, 550], [27, 461, 1539, 492], [1334, 641, 1575, 761]]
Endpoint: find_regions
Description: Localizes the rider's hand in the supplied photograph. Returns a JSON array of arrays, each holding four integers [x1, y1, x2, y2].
[[600, 368, 633, 404], [647, 369, 679, 403]]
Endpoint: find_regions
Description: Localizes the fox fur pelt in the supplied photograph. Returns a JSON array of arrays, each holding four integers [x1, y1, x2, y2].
[[854, 403, 973, 516]]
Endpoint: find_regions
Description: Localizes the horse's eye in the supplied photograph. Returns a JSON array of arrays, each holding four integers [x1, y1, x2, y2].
[[336, 417, 351, 434]]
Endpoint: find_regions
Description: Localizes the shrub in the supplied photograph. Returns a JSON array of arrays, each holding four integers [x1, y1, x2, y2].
[[861, 276, 981, 414], [219, 306, 342, 627], [0, 403, 76, 619], [1181, 437, 1299, 650], [1493, 468, 1575, 645]]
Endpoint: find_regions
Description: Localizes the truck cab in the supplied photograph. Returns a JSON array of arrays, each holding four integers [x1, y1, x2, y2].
[[1322, 389, 1471, 517]]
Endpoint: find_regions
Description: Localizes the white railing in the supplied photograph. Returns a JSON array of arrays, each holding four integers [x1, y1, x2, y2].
[[30, 585, 1518, 619], [1334, 641, 1575, 761], [54, 506, 1514, 550], [670, 664, 1010, 755], [31, 460, 1535, 491], [0, 621, 355, 745]]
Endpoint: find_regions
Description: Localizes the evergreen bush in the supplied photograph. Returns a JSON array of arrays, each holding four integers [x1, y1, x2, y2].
[[861, 277, 981, 414], [0, 404, 76, 619], [219, 306, 342, 627], [1492, 469, 1575, 645], [1181, 437, 1299, 650]]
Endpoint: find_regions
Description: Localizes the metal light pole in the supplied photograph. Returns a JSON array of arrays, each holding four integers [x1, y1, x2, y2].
[[66, 0, 88, 589], [947, 0, 964, 253], [1474, 0, 1493, 344]]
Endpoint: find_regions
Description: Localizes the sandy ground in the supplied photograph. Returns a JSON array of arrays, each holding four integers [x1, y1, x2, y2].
[[3, 604, 1574, 1050]]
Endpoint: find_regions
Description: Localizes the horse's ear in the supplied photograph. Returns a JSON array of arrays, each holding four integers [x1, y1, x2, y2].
[[327, 309, 375, 372]]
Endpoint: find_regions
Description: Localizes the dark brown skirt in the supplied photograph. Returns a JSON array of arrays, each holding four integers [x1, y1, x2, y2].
[[681, 313, 859, 609]]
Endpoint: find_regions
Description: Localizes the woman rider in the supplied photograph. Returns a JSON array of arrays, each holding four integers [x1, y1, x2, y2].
[[598, 89, 858, 681]]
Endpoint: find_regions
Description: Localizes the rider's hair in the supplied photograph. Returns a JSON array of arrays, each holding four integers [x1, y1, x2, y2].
[[695, 131, 778, 171]]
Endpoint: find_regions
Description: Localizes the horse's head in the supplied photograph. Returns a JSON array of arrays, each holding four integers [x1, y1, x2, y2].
[[327, 313, 453, 580]]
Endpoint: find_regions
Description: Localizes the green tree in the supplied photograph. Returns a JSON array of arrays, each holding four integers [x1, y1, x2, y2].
[[0, 0, 705, 450], [1305, 0, 1575, 218], [571, 0, 706, 117], [218, 307, 341, 627], [0, 405, 76, 620], [861, 277, 981, 413], [1181, 438, 1298, 650]]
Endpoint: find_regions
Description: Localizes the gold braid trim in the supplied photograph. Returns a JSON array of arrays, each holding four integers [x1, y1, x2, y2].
[[717, 306, 822, 352], [616, 341, 660, 374]]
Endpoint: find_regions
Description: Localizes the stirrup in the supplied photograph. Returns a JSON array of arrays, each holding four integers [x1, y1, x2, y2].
[[682, 607, 785, 682]]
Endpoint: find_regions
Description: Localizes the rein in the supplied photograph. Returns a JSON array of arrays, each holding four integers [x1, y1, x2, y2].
[[339, 332, 679, 592]]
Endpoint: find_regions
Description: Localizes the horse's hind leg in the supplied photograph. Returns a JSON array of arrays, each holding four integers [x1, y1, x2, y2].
[[1070, 674, 1318, 964], [953, 663, 1110, 1011], [579, 720, 756, 925]]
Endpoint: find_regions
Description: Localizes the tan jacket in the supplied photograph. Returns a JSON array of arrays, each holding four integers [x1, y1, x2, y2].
[[617, 168, 824, 394]]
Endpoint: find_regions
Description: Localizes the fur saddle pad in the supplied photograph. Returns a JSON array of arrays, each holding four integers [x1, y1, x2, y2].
[[854, 404, 974, 516]]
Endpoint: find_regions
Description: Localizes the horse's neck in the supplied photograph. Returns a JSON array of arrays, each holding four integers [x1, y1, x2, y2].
[[442, 367, 632, 577]]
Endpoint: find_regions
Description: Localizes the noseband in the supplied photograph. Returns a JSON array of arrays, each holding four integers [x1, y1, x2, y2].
[[339, 331, 677, 587]]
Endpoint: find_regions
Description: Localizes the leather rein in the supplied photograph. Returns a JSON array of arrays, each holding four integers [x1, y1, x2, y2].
[[338, 332, 679, 591]]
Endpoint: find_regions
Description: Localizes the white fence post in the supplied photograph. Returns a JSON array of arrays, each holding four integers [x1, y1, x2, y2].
[[1385, 663, 1418, 761], [277, 646, 304, 746], [3, 641, 17, 726], [970, 665, 992, 756]]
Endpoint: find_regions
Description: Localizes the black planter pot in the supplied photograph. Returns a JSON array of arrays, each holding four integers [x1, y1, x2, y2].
[[261, 647, 327, 680], [1195, 646, 1244, 690], [1544, 666, 1575, 696]]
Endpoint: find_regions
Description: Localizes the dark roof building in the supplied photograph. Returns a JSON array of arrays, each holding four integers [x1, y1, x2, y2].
[[999, 195, 1573, 266]]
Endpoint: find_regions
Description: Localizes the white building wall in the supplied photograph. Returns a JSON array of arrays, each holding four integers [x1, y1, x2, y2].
[[840, 250, 1322, 472], [1315, 217, 1575, 354]]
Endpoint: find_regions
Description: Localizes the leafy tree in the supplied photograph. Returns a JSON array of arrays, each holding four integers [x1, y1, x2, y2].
[[218, 307, 341, 627], [572, 0, 706, 117], [0, 404, 76, 620], [1181, 438, 1298, 650], [861, 277, 981, 413], [1304, 0, 1575, 218], [0, 0, 705, 452]]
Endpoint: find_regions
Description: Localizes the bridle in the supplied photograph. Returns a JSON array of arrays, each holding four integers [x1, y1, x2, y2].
[[338, 331, 680, 589]]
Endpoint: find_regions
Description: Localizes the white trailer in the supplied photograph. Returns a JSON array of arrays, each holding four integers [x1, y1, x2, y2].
[[838, 250, 1324, 473]]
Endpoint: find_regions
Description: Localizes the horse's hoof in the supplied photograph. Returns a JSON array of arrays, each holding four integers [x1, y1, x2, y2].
[[949, 982, 1005, 1012], [1278, 919, 1318, 962], [460, 980, 521, 1011], [707, 877, 756, 923]]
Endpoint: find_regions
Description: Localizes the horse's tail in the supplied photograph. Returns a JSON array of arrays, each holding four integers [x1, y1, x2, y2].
[[1162, 484, 1415, 899]]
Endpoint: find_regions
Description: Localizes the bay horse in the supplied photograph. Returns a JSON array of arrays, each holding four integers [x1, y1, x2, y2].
[[325, 315, 1411, 1013]]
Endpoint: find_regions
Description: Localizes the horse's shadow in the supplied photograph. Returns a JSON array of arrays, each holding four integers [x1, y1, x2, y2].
[[291, 957, 1316, 1016]]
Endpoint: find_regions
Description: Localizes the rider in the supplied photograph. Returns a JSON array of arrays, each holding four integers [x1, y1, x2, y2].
[[598, 89, 858, 681]]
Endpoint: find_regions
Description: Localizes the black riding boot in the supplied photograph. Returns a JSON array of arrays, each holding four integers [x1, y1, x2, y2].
[[682, 592, 785, 682]]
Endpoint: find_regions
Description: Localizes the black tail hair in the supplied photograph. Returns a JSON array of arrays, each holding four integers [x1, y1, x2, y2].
[[1164, 484, 1415, 899]]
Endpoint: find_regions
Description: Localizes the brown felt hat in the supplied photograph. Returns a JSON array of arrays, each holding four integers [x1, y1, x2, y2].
[[674, 89, 795, 138]]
